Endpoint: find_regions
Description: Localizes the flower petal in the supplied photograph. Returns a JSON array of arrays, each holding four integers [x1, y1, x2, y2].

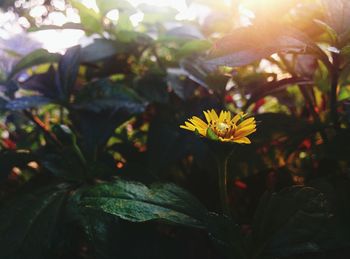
[[203, 110, 211, 124], [237, 117, 255, 128], [236, 124, 256, 134], [210, 109, 219, 121], [225, 111, 231, 121], [180, 109, 256, 144], [218, 137, 232, 142], [219, 110, 226, 122], [234, 137, 251, 144], [189, 116, 208, 129], [234, 127, 256, 138], [180, 121, 196, 131], [231, 112, 244, 124]]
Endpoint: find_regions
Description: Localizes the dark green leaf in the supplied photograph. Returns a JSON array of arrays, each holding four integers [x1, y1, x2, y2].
[[0, 96, 8, 112], [162, 25, 204, 41], [79, 179, 208, 228], [180, 57, 211, 88], [41, 152, 85, 181], [21, 65, 58, 98], [0, 183, 70, 259], [251, 186, 335, 258], [206, 213, 247, 259], [81, 39, 120, 62], [135, 72, 169, 103], [56, 45, 81, 100], [51, 125, 76, 145], [166, 68, 196, 100], [74, 79, 145, 113], [8, 49, 60, 79], [333, 178, 350, 243], [79, 209, 120, 259], [6, 96, 52, 110]]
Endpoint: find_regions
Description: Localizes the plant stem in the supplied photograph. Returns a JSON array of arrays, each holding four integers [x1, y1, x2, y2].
[[331, 52, 340, 129], [73, 142, 87, 166], [298, 84, 328, 143], [217, 148, 248, 259], [218, 154, 231, 217], [23, 110, 62, 146], [217, 147, 236, 217]]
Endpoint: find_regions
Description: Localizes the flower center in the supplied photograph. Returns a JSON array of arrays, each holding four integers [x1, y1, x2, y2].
[[211, 121, 236, 139], [217, 122, 229, 131]]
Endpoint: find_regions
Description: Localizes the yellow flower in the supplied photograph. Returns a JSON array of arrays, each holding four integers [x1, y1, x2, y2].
[[180, 109, 256, 144]]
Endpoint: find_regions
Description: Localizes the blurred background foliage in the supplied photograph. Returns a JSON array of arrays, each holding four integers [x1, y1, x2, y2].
[[0, 0, 350, 258]]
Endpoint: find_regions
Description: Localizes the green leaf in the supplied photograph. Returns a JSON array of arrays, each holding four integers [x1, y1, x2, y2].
[[74, 79, 145, 113], [8, 48, 60, 79], [51, 125, 76, 145], [56, 45, 81, 100], [79, 179, 208, 228], [251, 186, 335, 258], [114, 13, 136, 42], [117, 13, 133, 31], [0, 96, 8, 112], [314, 19, 338, 43], [333, 178, 350, 243], [166, 68, 196, 100], [139, 4, 178, 24], [41, 150, 86, 181], [206, 213, 247, 258], [81, 39, 120, 62], [135, 72, 169, 103], [79, 209, 120, 259], [339, 86, 350, 101], [161, 25, 204, 41], [0, 183, 70, 259], [180, 57, 211, 88], [96, 0, 136, 15], [341, 44, 350, 56], [5, 96, 52, 110], [177, 40, 212, 58], [70, 0, 102, 34]]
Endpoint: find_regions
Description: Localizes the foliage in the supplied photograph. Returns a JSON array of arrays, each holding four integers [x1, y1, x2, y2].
[[0, 0, 350, 258]]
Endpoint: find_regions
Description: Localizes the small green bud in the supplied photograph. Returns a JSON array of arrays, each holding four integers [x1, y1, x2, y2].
[[206, 127, 219, 141]]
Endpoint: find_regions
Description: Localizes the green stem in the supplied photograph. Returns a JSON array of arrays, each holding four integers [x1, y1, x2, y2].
[[72, 142, 87, 168], [330, 52, 340, 129], [218, 154, 231, 217], [217, 147, 248, 259]]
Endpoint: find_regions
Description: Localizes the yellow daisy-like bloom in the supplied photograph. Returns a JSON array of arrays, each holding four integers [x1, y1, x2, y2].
[[180, 109, 256, 144]]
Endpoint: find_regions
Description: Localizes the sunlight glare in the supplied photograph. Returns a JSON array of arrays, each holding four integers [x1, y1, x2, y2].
[[31, 29, 85, 53], [242, 0, 298, 16]]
